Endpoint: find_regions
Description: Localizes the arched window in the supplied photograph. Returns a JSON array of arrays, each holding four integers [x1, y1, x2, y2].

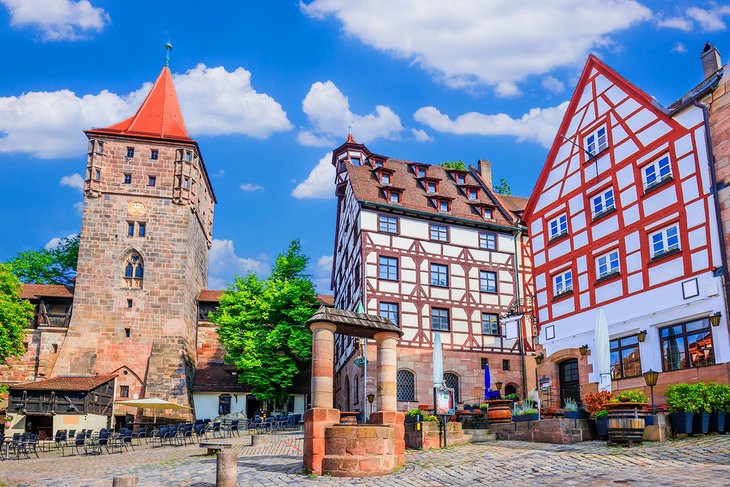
[[123, 252, 144, 288], [444, 372, 460, 403], [218, 394, 231, 416], [397, 370, 416, 401], [504, 384, 518, 397]]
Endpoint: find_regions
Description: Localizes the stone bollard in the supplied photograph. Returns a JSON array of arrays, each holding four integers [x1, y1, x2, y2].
[[216, 450, 237, 487], [112, 477, 138, 487]]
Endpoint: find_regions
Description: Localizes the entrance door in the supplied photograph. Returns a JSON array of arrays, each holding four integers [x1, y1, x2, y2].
[[558, 359, 581, 407]]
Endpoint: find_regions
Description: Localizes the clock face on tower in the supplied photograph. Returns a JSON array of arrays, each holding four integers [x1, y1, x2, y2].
[[127, 201, 147, 217]]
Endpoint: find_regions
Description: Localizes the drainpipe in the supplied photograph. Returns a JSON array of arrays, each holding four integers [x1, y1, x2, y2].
[[694, 100, 730, 334], [513, 229, 528, 398]]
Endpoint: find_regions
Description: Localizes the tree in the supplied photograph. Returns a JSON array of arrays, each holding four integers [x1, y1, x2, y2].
[[213, 240, 319, 405], [0, 263, 33, 365], [495, 178, 512, 195], [9, 235, 79, 286], [440, 161, 467, 171]]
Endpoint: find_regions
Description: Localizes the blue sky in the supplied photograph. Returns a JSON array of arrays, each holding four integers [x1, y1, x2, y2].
[[1, 0, 729, 292]]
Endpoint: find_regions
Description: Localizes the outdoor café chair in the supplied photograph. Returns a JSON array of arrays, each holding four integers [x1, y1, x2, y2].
[[229, 419, 240, 436], [54, 430, 68, 455], [119, 430, 135, 451], [211, 422, 223, 438], [194, 422, 207, 440], [132, 427, 147, 445], [67, 432, 86, 456]]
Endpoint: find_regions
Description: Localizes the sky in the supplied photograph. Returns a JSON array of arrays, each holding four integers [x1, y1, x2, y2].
[[1, 0, 729, 292]]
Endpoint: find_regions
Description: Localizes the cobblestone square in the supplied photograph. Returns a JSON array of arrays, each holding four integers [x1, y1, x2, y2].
[[1, 434, 729, 486]]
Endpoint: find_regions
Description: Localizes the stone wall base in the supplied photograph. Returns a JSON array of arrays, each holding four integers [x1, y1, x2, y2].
[[370, 411, 405, 466], [322, 424, 396, 477], [490, 418, 594, 444], [405, 421, 475, 450], [303, 408, 340, 475]]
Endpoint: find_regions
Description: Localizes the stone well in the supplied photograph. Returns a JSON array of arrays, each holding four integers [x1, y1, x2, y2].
[[322, 424, 397, 477]]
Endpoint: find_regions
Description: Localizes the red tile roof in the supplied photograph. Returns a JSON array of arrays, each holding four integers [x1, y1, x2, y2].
[[193, 364, 247, 392], [198, 290, 334, 306], [11, 375, 116, 392], [346, 159, 525, 226], [20, 284, 74, 300], [87, 66, 191, 141]]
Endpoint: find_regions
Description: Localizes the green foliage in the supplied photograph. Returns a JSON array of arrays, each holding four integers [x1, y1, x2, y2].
[[594, 410, 609, 419], [423, 415, 438, 422], [512, 400, 538, 416], [9, 235, 79, 286], [494, 178, 512, 195], [213, 240, 319, 405], [406, 408, 422, 417], [665, 383, 714, 413], [439, 161, 466, 171], [706, 383, 730, 412], [0, 263, 33, 364], [479, 403, 489, 411], [609, 389, 648, 404], [0, 384, 8, 395], [504, 393, 520, 401]]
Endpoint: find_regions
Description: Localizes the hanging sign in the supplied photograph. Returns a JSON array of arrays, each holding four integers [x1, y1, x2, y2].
[[435, 387, 455, 415], [539, 376, 551, 392]]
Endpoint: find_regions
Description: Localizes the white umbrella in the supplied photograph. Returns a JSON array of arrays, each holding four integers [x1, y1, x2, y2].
[[594, 308, 612, 393], [433, 332, 443, 387], [115, 398, 192, 426]]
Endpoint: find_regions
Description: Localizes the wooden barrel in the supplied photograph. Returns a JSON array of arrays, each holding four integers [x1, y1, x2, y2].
[[606, 402, 646, 446], [485, 400, 513, 424]]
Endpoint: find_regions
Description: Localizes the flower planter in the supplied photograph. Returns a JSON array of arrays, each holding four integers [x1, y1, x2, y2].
[[485, 400, 513, 424], [595, 418, 608, 439], [709, 412, 725, 433], [606, 402, 646, 447], [512, 413, 539, 422], [564, 411, 589, 420], [669, 412, 694, 435], [693, 412, 710, 435]]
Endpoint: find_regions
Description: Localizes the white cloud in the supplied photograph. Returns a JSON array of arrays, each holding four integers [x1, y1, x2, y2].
[[73, 201, 83, 214], [414, 102, 570, 148], [302, 0, 651, 92], [60, 172, 83, 191], [0, 64, 291, 159], [313, 255, 333, 293], [240, 183, 264, 192], [208, 239, 270, 288], [1, 0, 109, 41], [44, 233, 77, 250], [299, 81, 403, 146], [542, 76, 565, 94], [672, 42, 688, 54], [292, 152, 334, 199], [411, 128, 433, 142], [656, 5, 730, 32], [656, 16, 693, 31], [495, 82, 521, 98], [212, 169, 225, 178]]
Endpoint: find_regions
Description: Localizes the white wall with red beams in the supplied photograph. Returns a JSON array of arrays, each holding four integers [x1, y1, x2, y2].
[[525, 57, 730, 379]]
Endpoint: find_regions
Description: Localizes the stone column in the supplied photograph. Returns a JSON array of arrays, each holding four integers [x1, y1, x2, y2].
[[310, 322, 337, 408], [374, 331, 399, 412]]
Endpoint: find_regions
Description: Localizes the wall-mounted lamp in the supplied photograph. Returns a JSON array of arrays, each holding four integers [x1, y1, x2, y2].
[[579, 344, 589, 356], [495, 381, 503, 391], [709, 312, 722, 327], [637, 330, 647, 342], [535, 352, 545, 365]]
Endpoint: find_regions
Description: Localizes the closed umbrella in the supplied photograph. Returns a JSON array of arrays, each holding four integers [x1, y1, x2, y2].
[[484, 363, 491, 400], [433, 332, 443, 387], [594, 308, 612, 393]]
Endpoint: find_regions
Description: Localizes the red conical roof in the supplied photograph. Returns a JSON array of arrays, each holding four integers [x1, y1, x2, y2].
[[89, 66, 191, 141]]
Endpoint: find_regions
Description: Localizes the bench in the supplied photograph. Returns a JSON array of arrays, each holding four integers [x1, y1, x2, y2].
[[199, 442, 232, 455]]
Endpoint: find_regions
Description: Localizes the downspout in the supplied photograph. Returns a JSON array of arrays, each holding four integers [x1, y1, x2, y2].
[[513, 229, 528, 398], [694, 100, 730, 331]]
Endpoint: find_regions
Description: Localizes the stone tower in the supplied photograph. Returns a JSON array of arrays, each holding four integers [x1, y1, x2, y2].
[[52, 64, 215, 412]]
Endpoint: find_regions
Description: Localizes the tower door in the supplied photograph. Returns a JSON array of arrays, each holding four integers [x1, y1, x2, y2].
[[558, 359, 580, 407]]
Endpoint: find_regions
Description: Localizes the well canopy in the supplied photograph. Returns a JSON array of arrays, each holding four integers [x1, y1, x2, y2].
[[306, 306, 403, 338]]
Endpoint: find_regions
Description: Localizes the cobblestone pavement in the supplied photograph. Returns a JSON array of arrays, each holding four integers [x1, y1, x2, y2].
[[1, 433, 729, 486]]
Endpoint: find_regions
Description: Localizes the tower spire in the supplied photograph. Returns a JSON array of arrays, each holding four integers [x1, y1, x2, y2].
[[165, 40, 172, 67]]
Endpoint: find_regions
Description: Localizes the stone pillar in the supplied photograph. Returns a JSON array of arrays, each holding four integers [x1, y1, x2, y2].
[[216, 451, 237, 487], [370, 331, 404, 467], [303, 321, 340, 475], [374, 331, 399, 412], [311, 322, 337, 408]]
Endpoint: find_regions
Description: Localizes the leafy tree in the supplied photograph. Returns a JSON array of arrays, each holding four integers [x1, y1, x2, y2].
[[439, 161, 466, 171], [10, 235, 79, 286], [495, 178, 512, 195], [0, 263, 33, 365], [213, 240, 319, 405]]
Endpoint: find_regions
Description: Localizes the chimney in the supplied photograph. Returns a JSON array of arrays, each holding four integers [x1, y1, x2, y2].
[[701, 43, 722, 79], [478, 160, 492, 188]]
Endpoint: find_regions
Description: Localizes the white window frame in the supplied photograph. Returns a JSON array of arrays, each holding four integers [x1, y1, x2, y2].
[[596, 250, 620, 279], [585, 125, 608, 156], [553, 270, 573, 296], [548, 213, 568, 240], [642, 155, 672, 190], [591, 188, 615, 218], [650, 224, 680, 258]]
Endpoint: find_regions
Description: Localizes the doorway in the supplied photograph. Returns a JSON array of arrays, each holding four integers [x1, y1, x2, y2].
[[246, 395, 262, 418], [558, 359, 581, 407]]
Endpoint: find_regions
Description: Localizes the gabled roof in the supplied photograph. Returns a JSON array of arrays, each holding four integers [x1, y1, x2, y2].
[[307, 306, 403, 339], [87, 66, 191, 141], [20, 284, 74, 300], [11, 375, 116, 392], [523, 54, 678, 220]]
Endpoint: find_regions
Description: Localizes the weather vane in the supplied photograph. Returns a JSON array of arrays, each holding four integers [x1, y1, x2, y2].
[[165, 39, 173, 67]]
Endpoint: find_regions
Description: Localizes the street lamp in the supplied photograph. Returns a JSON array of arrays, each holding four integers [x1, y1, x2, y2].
[[579, 345, 589, 356], [637, 330, 647, 342], [643, 370, 659, 415], [535, 352, 544, 365], [367, 393, 375, 419], [495, 381, 503, 392], [709, 312, 722, 327]]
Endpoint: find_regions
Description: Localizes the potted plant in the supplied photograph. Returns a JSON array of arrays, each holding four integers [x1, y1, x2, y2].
[[512, 399, 539, 422], [606, 389, 648, 446], [563, 398, 589, 419], [405, 408, 422, 424], [665, 383, 696, 435], [691, 383, 712, 434], [583, 391, 612, 439], [504, 393, 520, 404], [707, 383, 730, 433], [463, 403, 473, 412]]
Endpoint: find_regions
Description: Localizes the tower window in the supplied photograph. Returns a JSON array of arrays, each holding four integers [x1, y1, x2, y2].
[[120, 385, 129, 398], [126, 147, 135, 158], [183, 178, 190, 189], [95, 169, 101, 181], [127, 299, 133, 308], [96, 141, 104, 154], [148, 176, 156, 187], [502, 359, 510, 371], [123, 252, 144, 288], [185, 150, 192, 162], [124, 174, 132, 184], [124, 328, 131, 338], [52, 343, 58, 353], [138, 223, 146, 238], [150, 149, 159, 160], [127, 222, 135, 237]]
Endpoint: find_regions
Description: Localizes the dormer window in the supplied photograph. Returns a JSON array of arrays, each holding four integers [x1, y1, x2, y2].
[[351, 157, 361, 165], [438, 200, 450, 212], [381, 172, 391, 185], [417, 167, 427, 177], [390, 192, 400, 203], [374, 159, 384, 168], [469, 189, 478, 200], [427, 181, 437, 193], [585, 125, 608, 156], [457, 174, 466, 185], [483, 208, 493, 219]]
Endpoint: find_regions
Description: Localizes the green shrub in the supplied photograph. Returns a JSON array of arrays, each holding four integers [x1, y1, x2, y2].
[[405, 408, 422, 417], [665, 383, 713, 413], [423, 415, 438, 422], [479, 404, 489, 411], [609, 389, 648, 404], [706, 383, 730, 413], [504, 393, 520, 401], [595, 410, 608, 419]]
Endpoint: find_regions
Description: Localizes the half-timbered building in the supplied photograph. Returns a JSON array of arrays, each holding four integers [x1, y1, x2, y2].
[[330, 136, 536, 413], [524, 54, 730, 407]]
